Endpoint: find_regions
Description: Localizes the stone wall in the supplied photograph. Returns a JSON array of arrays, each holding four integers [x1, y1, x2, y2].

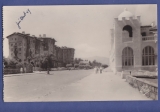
[[126, 75, 158, 100]]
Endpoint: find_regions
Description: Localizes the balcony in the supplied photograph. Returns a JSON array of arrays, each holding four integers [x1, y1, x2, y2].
[[142, 36, 156, 41]]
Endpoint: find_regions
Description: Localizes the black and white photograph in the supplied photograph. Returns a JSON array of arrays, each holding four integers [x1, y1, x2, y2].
[[3, 5, 158, 102]]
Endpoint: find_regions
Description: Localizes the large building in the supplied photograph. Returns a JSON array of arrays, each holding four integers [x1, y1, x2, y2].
[[109, 9, 158, 73], [6, 31, 75, 68]]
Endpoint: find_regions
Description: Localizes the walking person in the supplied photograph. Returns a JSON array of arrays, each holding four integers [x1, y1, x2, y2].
[[100, 66, 103, 74], [94, 67, 97, 74], [20, 67, 23, 74]]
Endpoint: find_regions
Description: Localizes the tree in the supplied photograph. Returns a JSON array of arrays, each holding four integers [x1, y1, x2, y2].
[[74, 64, 79, 68], [89, 61, 92, 66], [3, 57, 8, 68], [74, 58, 82, 64], [92, 60, 97, 67], [45, 54, 53, 74], [7, 59, 17, 69], [78, 58, 83, 63], [74, 58, 79, 64], [102, 64, 108, 68]]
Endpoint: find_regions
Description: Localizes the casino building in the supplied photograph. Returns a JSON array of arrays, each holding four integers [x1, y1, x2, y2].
[[109, 8, 158, 73]]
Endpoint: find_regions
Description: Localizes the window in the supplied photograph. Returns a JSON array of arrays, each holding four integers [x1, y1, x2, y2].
[[141, 32, 146, 36], [123, 25, 133, 37], [19, 48, 21, 51], [122, 47, 134, 66], [142, 46, 155, 66]]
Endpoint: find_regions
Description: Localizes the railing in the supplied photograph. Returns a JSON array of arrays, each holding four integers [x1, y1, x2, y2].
[[142, 36, 155, 41]]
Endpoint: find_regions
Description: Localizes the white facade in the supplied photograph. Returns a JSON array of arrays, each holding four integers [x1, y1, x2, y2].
[[109, 9, 157, 73]]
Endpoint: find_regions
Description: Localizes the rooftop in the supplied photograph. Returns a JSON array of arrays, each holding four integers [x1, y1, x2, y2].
[[6, 32, 57, 42], [118, 8, 134, 20]]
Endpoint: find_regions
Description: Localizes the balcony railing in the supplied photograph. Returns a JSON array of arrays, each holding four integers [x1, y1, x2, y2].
[[142, 36, 155, 41]]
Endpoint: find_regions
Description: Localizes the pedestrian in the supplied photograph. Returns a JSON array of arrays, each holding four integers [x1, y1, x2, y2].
[[100, 66, 103, 74], [20, 67, 23, 74]]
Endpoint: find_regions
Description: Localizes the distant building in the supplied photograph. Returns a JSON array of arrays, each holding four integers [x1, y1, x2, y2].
[[79, 60, 90, 66], [55, 45, 63, 67], [79, 60, 91, 69], [61, 46, 75, 66], [6, 32, 75, 68], [109, 8, 158, 73]]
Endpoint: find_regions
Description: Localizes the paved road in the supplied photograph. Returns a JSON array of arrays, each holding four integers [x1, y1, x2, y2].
[[3, 70, 151, 102]]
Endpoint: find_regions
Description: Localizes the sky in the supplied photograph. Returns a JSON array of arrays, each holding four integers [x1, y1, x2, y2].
[[3, 5, 157, 59]]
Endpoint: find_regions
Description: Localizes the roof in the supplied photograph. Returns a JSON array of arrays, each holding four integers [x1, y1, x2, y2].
[[6, 32, 57, 42], [6, 32, 31, 38], [118, 8, 134, 20], [61, 47, 75, 50], [39, 37, 57, 42]]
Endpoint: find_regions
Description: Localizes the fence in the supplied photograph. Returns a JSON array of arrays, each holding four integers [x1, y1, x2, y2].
[[4, 68, 20, 74], [142, 36, 155, 41]]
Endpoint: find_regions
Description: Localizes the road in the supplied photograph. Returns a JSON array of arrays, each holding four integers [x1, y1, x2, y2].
[[3, 69, 151, 102]]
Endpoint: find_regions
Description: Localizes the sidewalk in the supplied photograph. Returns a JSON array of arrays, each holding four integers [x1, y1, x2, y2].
[[43, 71, 151, 101]]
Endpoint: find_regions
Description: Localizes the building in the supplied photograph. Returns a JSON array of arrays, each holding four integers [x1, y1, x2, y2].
[[6, 31, 36, 63], [79, 60, 91, 69], [109, 8, 158, 73], [6, 31, 75, 68], [61, 46, 75, 66], [55, 45, 63, 67]]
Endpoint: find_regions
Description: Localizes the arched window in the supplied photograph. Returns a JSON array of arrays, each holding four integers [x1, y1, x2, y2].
[[123, 25, 133, 37], [122, 47, 134, 66], [142, 46, 155, 66]]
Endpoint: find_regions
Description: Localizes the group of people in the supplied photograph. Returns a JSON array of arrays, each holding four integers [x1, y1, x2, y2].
[[94, 66, 103, 74]]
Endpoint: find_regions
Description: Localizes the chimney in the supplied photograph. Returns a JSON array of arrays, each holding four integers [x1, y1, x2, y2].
[[32, 35, 35, 37], [22, 31, 25, 34], [39, 35, 41, 38], [43, 34, 46, 37]]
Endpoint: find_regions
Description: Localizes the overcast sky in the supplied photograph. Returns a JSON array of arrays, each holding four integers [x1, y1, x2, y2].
[[3, 5, 157, 59]]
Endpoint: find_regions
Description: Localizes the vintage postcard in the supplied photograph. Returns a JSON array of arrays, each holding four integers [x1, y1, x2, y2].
[[3, 5, 158, 102]]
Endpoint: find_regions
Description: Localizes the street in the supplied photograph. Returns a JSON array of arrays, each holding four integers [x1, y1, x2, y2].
[[4, 69, 151, 102]]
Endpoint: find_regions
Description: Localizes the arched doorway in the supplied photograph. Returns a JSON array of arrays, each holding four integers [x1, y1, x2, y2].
[[122, 47, 134, 67]]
